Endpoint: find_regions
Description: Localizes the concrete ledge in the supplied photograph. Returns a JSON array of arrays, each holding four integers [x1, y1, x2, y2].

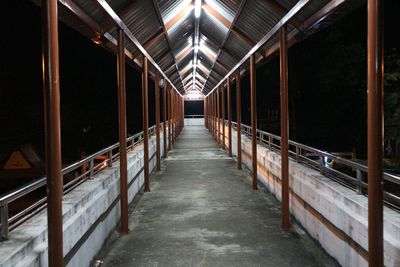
[[184, 118, 204, 126], [0, 132, 166, 267], [227, 126, 400, 267]]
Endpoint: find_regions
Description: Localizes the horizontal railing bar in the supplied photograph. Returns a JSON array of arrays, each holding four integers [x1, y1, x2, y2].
[[223, 119, 400, 209], [0, 123, 166, 239]]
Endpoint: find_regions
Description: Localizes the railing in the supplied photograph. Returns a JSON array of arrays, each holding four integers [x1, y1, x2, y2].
[[184, 115, 204, 118], [0, 123, 163, 240], [227, 120, 400, 209]]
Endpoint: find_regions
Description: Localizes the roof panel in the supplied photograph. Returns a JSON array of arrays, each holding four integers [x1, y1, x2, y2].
[[74, 0, 107, 24], [200, 11, 228, 47], [204, 0, 242, 21], [235, 0, 281, 44]]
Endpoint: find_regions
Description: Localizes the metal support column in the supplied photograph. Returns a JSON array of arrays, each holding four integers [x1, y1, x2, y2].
[[227, 77, 232, 157], [168, 87, 172, 150], [367, 0, 384, 265], [217, 89, 221, 144], [163, 80, 167, 158], [142, 57, 150, 192], [236, 72, 242, 170], [213, 90, 218, 140], [117, 28, 129, 233], [204, 98, 207, 127], [41, 0, 63, 264], [171, 91, 175, 144], [280, 26, 290, 229], [250, 54, 258, 190], [155, 70, 161, 171], [181, 97, 184, 131], [222, 85, 226, 148], [211, 95, 213, 134]]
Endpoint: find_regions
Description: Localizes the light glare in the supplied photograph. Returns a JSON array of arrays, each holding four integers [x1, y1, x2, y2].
[[195, 0, 201, 18]]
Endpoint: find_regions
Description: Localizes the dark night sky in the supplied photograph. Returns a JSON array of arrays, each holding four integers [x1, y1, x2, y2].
[[0, 1, 399, 165]]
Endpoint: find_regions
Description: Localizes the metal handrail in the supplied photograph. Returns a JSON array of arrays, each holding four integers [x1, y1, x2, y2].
[[184, 115, 204, 118], [227, 120, 400, 208], [0, 123, 164, 240]]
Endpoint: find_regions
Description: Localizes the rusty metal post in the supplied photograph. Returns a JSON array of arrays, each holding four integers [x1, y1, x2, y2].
[[155, 70, 161, 171], [163, 80, 167, 158], [211, 95, 213, 132], [168, 87, 172, 150], [367, 0, 384, 265], [236, 72, 242, 170], [117, 28, 129, 233], [180, 97, 183, 131], [171, 91, 174, 144], [227, 77, 232, 157], [182, 97, 184, 131], [217, 89, 221, 143], [142, 57, 150, 192], [213, 91, 217, 140], [177, 95, 180, 134], [222, 85, 226, 149], [174, 92, 177, 142], [171, 91, 175, 144], [250, 54, 258, 190], [204, 97, 206, 128], [207, 97, 210, 129], [280, 26, 290, 230], [41, 0, 63, 264]]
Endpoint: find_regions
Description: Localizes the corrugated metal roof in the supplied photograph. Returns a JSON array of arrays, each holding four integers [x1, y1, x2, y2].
[[53, 0, 361, 95], [200, 12, 228, 47]]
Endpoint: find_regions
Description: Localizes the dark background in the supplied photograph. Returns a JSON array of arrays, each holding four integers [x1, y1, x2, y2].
[[185, 101, 204, 116], [0, 1, 399, 173]]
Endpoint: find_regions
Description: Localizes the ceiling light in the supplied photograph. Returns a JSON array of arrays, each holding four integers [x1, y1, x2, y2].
[[194, 45, 199, 53], [195, 0, 202, 18]]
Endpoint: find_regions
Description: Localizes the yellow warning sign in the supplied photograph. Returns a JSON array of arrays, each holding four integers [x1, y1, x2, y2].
[[3, 151, 32, 170]]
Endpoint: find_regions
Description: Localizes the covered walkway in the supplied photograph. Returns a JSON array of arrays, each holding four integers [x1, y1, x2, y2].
[[99, 126, 336, 266]]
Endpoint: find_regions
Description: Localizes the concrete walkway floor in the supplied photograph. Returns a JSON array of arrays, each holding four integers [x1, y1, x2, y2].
[[98, 126, 338, 267]]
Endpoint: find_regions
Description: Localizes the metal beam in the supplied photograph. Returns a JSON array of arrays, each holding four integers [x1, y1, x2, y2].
[[95, 0, 183, 96], [201, 0, 248, 93], [151, 0, 185, 90], [261, 0, 303, 30], [202, 3, 231, 28], [41, 0, 63, 265], [101, 0, 140, 32], [131, 29, 165, 59], [231, 26, 256, 47], [176, 46, 193, 63], [165, 4, 194, 30]]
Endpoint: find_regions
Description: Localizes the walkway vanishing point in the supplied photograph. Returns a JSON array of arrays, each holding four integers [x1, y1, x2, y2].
[[98, 125, 337, 266]]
